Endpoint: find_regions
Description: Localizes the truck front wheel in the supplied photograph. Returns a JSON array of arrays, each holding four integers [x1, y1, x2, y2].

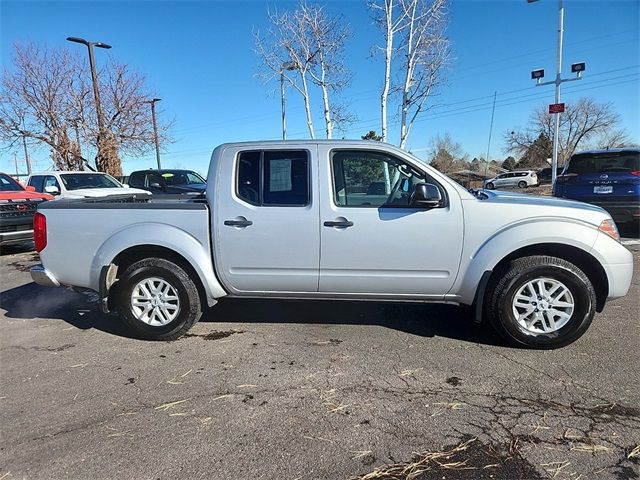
[[486, 255, 596, 349], [114, 257, 202, 340]]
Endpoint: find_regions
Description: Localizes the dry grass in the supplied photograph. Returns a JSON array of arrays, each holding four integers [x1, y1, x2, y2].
[[628, 445, 640, 459], [350, 438, 477, 480]]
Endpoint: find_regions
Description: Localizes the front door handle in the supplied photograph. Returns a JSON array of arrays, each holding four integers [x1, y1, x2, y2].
[[224, 218, 253, 227], [324, 219, 354, 228]]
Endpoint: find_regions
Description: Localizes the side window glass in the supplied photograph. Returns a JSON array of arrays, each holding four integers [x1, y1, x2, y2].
[[237, 151, 261, 205], [128, 173, 143, 188], [44, 176, 60, 189], [236, 150, 309, 207], [331, 150, 428, 208], [30, 176, 44, 192]]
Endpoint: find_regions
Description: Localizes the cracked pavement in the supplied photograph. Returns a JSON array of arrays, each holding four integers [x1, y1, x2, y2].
[[0, 243, 638, 479]]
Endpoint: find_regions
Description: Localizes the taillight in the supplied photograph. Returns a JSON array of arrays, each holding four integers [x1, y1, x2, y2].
[[631, 170, 640, 177], [33, 212, 47, 252]]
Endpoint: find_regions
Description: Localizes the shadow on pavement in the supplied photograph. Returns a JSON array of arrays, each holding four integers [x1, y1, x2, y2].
[[0, 282, 504, 347]]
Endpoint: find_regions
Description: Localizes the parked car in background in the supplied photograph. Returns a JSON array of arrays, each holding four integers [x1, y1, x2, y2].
[[0, 172, 53, 247], [537, 167, 553, 184], [27, 171, 150, 200], [554, 148, 640, 225], [30, 140, 632, 349], [484, 170, 538, 189], [127, 169, 206, 194]]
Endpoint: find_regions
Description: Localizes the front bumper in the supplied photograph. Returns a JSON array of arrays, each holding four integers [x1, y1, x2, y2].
[[0, 228, 33, 246], [31, 265, 60, 288]]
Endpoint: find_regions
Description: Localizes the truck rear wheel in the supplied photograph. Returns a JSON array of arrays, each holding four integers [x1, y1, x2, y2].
[[114, 257, 202, 340], [486, 255, 596, 349]]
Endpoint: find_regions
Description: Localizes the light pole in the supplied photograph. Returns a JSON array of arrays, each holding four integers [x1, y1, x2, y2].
[[527, 0, 585, 187], [146, 98, 162, 169], [280, 62, 297, 140], [66, 36, 111, 169]]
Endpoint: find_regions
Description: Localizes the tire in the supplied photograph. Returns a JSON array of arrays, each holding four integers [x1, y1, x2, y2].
[[486, 255, 596, 349], [518, 181, 527, 188], [485, 182, 495, 190], [114, 257, 202, 340]]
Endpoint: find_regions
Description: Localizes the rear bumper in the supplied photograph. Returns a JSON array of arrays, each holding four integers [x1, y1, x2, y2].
[[30, 265, 60, 288], [591, 201, 640, 224]]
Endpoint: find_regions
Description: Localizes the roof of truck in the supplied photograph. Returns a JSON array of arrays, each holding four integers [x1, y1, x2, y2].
[[572, 147, 639, 156]]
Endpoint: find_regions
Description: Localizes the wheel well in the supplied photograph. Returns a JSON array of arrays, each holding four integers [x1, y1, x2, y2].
[[109, 245, 207, 308], [491, 243, 609, 312]]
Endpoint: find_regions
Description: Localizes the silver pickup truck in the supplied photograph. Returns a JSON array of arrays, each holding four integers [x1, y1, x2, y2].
[[31, 140, 633, 348]]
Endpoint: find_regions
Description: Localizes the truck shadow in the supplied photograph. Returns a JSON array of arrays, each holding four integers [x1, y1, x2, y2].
[[0, 283, 504, 347]]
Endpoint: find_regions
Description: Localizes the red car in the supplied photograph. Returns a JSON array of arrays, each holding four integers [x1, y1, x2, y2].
[[0, 173, 53, 247]]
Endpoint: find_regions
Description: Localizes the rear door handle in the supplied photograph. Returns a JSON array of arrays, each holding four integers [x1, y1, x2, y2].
[[324, 220, 354, 228], [224, 219, 253, 227]]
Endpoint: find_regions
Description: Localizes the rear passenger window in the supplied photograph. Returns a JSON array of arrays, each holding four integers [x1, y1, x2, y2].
[[236, 150, 309, 206], [128, 173, 144, 188]]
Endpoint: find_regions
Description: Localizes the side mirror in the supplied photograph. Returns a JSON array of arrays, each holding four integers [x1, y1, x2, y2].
[[122, 184, 130, 188], [25, 185, 36, 192], [44, 185, 60, 195], [149, 182, 162, 189], [410, 183, 442, 208]]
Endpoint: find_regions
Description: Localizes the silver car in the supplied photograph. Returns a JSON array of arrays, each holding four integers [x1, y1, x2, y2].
[[485, 170, 539, 189]]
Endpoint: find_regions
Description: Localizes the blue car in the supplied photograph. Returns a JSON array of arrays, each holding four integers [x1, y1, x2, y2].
[[553, 148, 640, 225]]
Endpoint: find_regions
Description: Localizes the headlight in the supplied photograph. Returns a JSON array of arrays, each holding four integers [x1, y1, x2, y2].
[[598, 219, 620, 242]]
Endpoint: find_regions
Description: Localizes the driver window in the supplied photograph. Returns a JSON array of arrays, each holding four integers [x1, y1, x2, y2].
[[332, 150, 427, 208]]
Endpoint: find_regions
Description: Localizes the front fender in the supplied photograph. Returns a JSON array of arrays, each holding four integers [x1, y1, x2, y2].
[[90, 222, 227, 304], [448, 218, 600, 305]]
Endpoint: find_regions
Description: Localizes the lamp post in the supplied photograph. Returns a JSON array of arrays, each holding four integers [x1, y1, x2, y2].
[[280, 62, 297, 140], [146, 98, 162, 169], [527, 0, 584, 187], [66, 36, 111, 169]]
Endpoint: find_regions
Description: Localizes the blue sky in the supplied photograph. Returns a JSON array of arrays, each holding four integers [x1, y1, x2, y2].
[[1, 0, 639, 175]]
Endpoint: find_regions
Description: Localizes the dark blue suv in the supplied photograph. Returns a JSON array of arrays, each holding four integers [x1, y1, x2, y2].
[[553, 148, 640, 225]]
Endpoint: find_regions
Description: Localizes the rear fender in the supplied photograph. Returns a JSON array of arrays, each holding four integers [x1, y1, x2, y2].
[[91, 223, 226, 305]]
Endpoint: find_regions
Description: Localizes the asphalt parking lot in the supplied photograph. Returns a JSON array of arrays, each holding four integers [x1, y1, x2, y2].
[[1, 239, 639, 480]]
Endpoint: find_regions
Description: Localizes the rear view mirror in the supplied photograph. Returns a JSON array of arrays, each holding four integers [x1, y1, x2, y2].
[[44, 185, 60, 195], [411, 183, 442, 208]]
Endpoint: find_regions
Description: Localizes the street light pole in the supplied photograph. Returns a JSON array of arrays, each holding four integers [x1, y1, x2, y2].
[[280, 71, 287, 140], [146, 98, 162, 169], [527, 0, 583, 188], [551, 0, 564, 187], [280, 62, 297, 141], [66, 37, 111, 169], [22, 134, 32, 175]]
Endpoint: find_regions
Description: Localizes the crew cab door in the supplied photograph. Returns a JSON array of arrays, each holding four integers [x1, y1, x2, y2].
[[214, 147, 319, 293], [317, 146, 464, 297]]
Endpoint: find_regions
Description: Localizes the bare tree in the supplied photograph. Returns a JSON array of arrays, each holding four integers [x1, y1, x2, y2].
[[427, 132, 467, 173], [255, 2, 352, 139], [0, 42, 169, 175], [301, 4, 351, 139], [255, 7, 317, 138], [505, 98, 631, 165], [398, 0, 450, 149], [369, 0, 409, 142]]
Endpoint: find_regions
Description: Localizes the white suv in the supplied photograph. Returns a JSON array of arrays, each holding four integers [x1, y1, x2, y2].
[[484, 170, 538, 189]]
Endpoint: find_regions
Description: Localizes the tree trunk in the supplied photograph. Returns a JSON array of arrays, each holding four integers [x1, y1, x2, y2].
[[300, 73, 315, 139], [381, 0, 394, 143]]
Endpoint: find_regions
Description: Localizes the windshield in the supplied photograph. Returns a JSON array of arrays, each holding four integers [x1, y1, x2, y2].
[[60, 173, 122, 190], [160, 171, 206, 186], [0, 174, 24, 192], [566, 152, 640, 174]]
